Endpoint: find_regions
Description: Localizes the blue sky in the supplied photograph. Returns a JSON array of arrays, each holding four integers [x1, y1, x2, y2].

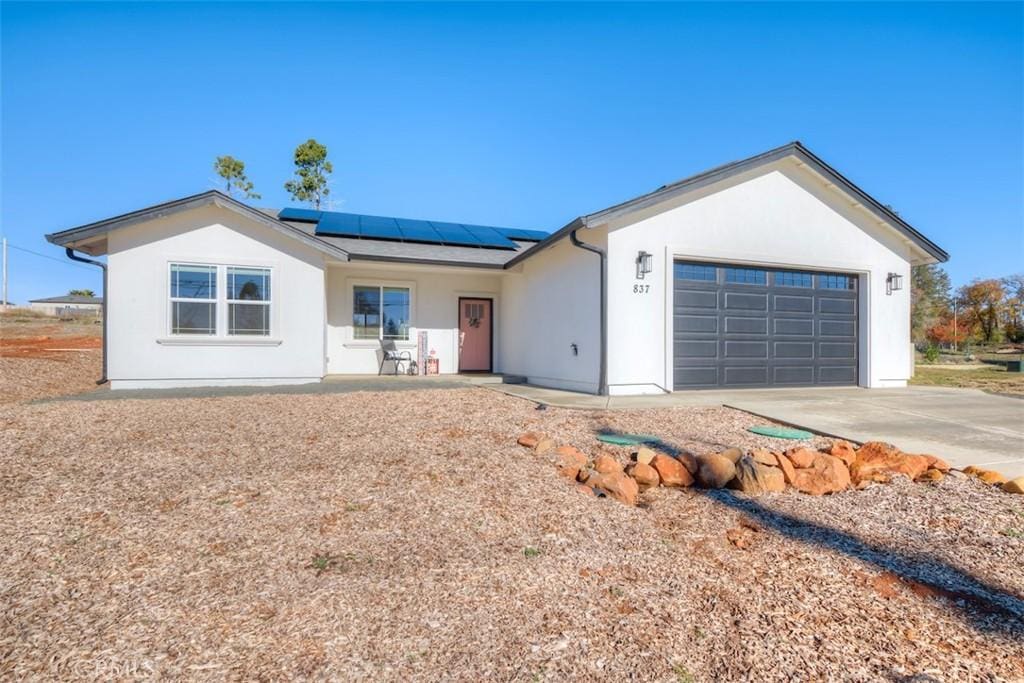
[[2, 2, 1021, 304]]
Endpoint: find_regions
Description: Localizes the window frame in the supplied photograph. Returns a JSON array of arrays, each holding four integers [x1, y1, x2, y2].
[[166, 261, 275, 339], [349, 280, 414, 343]]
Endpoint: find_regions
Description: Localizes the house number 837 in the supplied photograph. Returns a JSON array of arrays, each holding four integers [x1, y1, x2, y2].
[[632, 284, 650, 294]]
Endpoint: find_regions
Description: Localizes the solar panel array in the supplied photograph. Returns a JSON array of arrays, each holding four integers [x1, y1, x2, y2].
[[278, 208, 548, 250]]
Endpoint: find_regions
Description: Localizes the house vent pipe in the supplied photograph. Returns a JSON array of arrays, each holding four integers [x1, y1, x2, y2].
[[569, 227, 607, 396], [64, 248, 108, 385]]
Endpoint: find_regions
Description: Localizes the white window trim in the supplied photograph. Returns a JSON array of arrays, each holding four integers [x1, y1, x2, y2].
[[345, 279, 416, 348], [164, 261, 278, 343]]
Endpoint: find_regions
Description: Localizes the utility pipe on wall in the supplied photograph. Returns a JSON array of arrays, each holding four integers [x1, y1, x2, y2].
[[65, 248, 108, 385], [570, 228, 607, 396]]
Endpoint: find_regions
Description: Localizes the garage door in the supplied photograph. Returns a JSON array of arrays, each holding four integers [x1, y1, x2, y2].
[[673, 261, 858, 389]]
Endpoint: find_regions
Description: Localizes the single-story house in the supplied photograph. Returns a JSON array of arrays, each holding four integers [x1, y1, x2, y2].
[[45, 142, 947, 394], [28, 294, 104, 317]]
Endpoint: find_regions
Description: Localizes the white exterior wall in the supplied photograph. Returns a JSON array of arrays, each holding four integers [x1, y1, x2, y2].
[[325, 264, 502, 375], [500, 234, 603, 393], [604, 160, 916, 394], [106, 205, 327, 389]]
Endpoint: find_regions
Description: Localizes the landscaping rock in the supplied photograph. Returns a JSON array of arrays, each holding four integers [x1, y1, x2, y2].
[[634, 447, 656, 466], [849, 441, 929, 485], [829, 441, 858, 467], [576, 484, 596, 497], [697, 453, 737, 489], [626, 462, 660, 491], [554, 446, 588, 481], [517, 432, 542, 449], [775, 452, 797, 485], [792, 454, 850, 495], [1003, 477, 1024, 495], [732, 455, 786, 495], [593, 454, 623, 474], [923, 454, 951, 473], [719, 447, 744, 464], [586, 470, 639, 505], [786, 447, 817, 469], [651, 454, 694, 488], [917, 468, 944, 483], [750, 450, 778, 467], [963, 466, 1008, 486], [677, 452, 700, 475], [535, 437, 556, 455]]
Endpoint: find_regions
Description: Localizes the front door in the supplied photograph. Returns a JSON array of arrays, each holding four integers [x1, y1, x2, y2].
[[458, 298, 492, 372]]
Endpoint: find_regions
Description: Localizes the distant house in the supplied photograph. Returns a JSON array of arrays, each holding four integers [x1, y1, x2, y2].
[[45, 142, 947, 393], [28, 295, 103, 317]]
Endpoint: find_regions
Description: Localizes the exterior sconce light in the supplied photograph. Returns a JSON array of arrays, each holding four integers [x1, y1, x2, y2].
[[886, 272, 903, 295], [636, 251, 653, 279]]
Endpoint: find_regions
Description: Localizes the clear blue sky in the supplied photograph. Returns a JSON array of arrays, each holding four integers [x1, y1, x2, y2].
[[2, 2, 1021, 304]]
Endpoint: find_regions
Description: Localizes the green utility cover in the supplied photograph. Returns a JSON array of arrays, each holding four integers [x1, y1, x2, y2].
[[596, 433, 659, 446], [747, 425, 814, 440]]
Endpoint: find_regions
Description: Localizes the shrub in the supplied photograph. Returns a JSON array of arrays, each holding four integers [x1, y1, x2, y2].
[[923, 345, 940, 364]]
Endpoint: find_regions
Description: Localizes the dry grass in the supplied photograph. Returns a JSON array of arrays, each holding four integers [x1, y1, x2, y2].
[[1, 379, 1022, 680], [911, 364, 1024, 397], [1, 317, 104, 404]]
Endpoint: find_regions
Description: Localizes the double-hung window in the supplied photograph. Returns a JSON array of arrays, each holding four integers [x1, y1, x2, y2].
[[353, 285, 411, 340], [168, 263, 272, 337]]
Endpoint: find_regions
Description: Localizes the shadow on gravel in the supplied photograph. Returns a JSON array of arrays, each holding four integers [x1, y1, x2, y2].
[[595, 428, 1024, 639]]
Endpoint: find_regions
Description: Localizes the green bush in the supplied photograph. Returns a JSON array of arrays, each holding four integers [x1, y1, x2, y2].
[[923, 345, 940, 364]]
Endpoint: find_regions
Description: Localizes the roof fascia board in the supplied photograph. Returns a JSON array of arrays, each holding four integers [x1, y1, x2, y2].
[[45, 191, 350, 262]]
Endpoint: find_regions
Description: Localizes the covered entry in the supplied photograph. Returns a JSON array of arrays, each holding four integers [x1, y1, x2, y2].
[[673, 261, 858, 389]]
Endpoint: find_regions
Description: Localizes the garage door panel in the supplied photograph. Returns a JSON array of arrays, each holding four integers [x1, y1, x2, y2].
[[724, 292, 768, 311], [774, 294, 813, 313], [674, 260, 858, 389], [677, 314, 718, 333], [724, 341, 768, 358], [725, 316, 767, 334], [774, 318, 814, 336]]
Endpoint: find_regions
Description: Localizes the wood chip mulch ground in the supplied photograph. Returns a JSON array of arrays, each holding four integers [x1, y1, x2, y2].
[[2, 382, 1023, 681]]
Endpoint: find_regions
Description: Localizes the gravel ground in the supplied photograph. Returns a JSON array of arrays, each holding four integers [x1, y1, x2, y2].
[[2, 384, 1022, 681]]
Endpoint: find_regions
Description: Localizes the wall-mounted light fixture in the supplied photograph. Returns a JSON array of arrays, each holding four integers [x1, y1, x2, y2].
[[886, 272, 903, 295], [636, 251, 653, 279]]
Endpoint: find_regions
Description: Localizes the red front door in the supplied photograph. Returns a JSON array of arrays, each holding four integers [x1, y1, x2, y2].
[[458, 298, 492, 372]]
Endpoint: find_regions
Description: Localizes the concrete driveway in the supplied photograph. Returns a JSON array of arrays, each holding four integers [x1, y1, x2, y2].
[[719, 386, 1024, 479]]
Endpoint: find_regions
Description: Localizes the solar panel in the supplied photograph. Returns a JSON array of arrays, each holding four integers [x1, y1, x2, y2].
[[278, 208, 322, 223], [294, 208, 543, 249]]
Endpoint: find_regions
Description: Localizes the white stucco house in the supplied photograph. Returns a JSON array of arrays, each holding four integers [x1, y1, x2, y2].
[[46, 142, 947, 394]]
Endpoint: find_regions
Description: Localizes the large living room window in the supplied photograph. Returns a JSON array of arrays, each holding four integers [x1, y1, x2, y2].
[[353, 285, 411, 340], [169, 263, 272, 336]]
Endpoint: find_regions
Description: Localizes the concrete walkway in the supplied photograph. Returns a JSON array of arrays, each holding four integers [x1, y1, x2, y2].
[[492, 383, 1024, 478]]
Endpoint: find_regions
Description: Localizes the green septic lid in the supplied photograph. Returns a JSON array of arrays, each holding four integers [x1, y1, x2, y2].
[[596, 433, 659, 446], [748, 425, 814, 440]]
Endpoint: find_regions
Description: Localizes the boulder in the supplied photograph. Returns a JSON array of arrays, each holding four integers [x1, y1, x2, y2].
[[775, 453, 797, 485], [554, 446, 588, 481], [922, 455, 951, 473], [593, 454, 623, 475], [676, 452, 700, 475], [586, 470, 639, 505], [963, 466, 1008, 486], [917, 468, 944, 483], [732, 455, 786, 495], [785, 447, 818, 469], [517, 432, 542, 449], [626, 462, 661, 491], [829, 441, 858, 467], [576, 484, 596, 497], [697, 453, 737, 489], [750, 450, 778, 467], [1003, 477, 1024, 495], [651, 454, 694, 488], [719, 447, 744, 464], [534, 437, 556, 455], [634, 447, 656, 466], [849, 441, 929, 485], [791, 454, 850, 495]]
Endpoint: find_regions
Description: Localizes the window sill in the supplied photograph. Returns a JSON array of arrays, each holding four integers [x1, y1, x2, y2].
[[157, 337, 283, 347], [344, 340, 415, 349]]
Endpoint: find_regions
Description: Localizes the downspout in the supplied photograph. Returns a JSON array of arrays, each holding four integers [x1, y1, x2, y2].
[[64, 248, 108, 385], [569, 227, 607, 396]]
